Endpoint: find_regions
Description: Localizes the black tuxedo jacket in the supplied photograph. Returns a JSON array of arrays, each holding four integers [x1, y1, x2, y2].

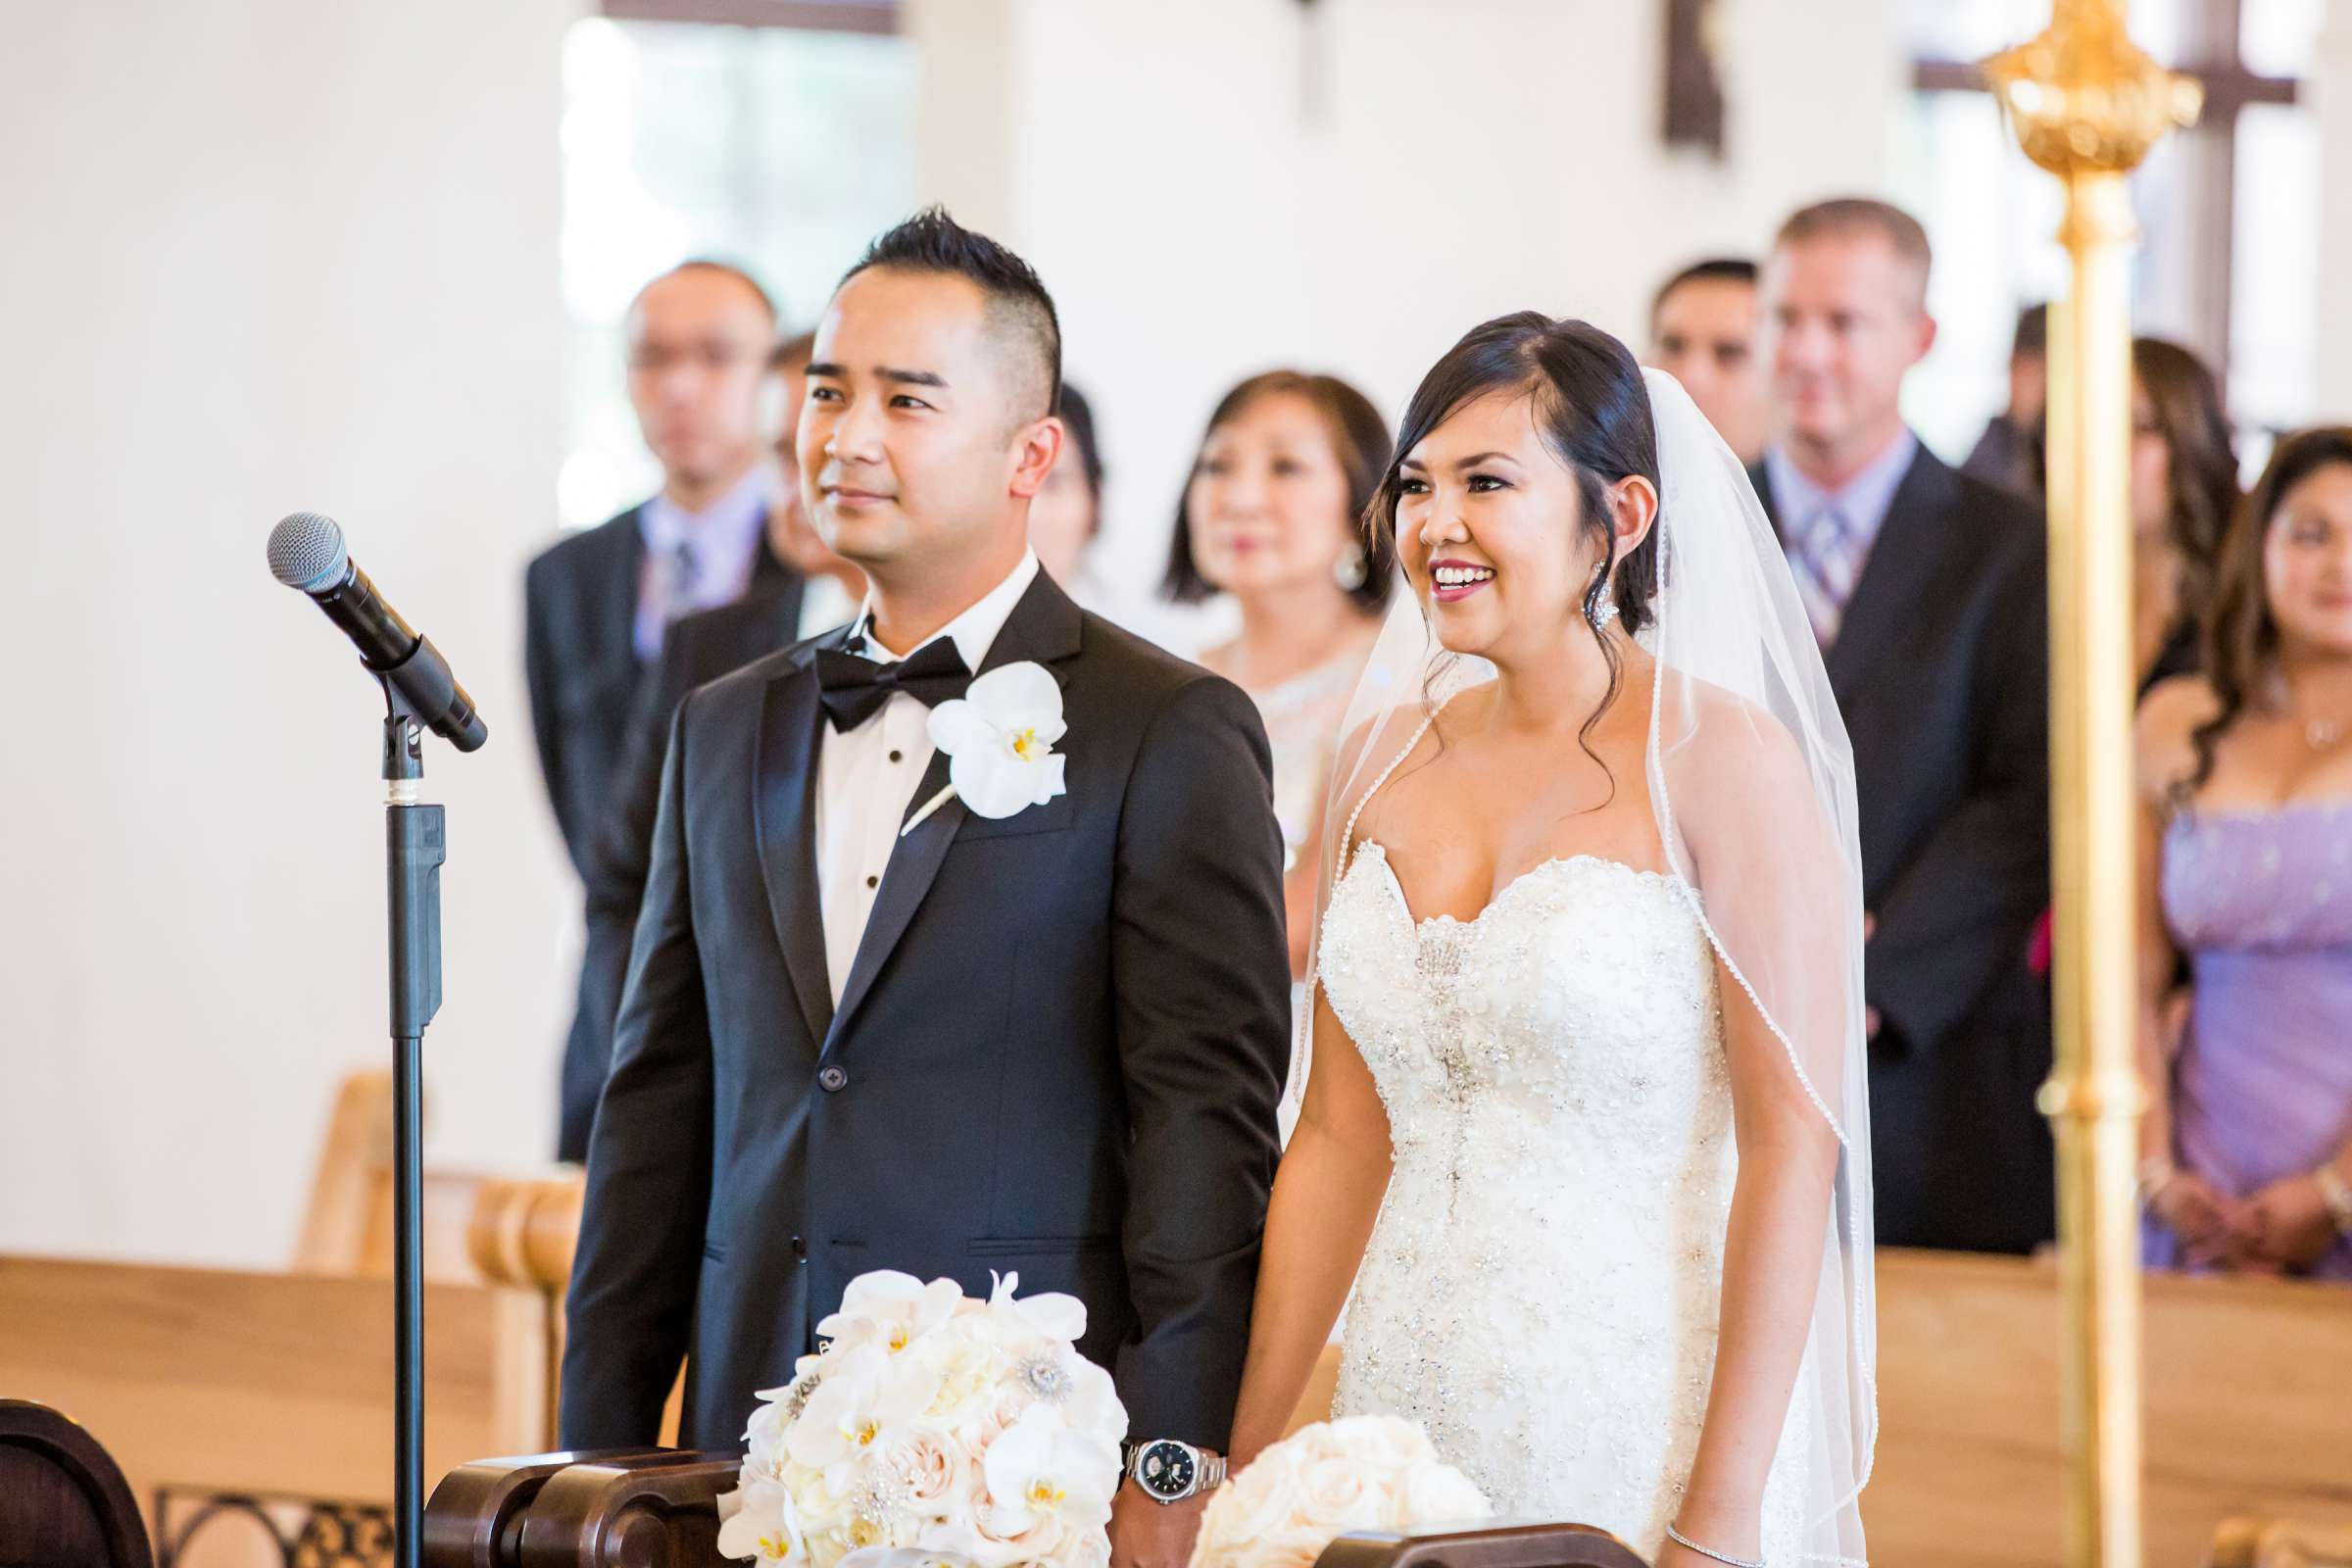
[[557, 587, 811, 1161], [1754, 443, 2055, 1253], [522, 503, 797, 877], [559, 571, 1292, 1452]]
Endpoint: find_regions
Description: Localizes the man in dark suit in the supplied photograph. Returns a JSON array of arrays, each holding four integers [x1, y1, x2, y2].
[[561, 211, 1291, 1568], [1754, 198, 2053, 1254], [556, 332, 863, 1160], [529, 261, 804, 1160], [524, 260, 799, 880]]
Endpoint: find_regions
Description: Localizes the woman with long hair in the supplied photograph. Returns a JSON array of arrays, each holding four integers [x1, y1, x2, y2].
[[2134, 426, 2352, 1278]]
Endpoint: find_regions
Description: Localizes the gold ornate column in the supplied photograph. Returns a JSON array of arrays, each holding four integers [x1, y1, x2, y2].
[[1984, 9, 2198, 1567]]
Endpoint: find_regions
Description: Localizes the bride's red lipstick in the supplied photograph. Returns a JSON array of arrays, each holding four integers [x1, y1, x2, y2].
[[1428, 558, 1495, 603]]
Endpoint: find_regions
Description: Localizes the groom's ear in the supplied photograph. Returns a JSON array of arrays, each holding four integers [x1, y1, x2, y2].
[[1008, 415, 1064, 502], [1606, 473, 1660, 560]]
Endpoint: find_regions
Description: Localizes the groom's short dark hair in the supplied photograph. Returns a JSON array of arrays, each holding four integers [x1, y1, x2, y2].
[[841, 206, 1062, 424]]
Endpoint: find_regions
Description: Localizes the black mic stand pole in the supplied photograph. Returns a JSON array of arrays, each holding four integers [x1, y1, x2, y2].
[[380, 682, 444, 1568]]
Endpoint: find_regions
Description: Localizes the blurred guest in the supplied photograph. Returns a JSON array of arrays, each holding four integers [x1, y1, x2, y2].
[[556, 328, 847, 1161], [761, 332, 866, 638], [1757, 198, 2053, 1253], [1164, 371, 1395, 979], [1962, 303, 2048, 499], [2130, 337, 2238, 693], [2135, 427, 2352, 1281], [525, 260, 796, 880], [1032, 381, 1107, 600], [1647, 258, 1767, 465]]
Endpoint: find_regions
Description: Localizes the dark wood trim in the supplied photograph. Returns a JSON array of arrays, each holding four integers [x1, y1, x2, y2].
[[599, 0, 898, 32], [1910, 56, 2296, 107]]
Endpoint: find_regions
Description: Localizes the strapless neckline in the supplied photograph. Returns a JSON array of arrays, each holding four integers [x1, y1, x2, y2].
[[1346, 838, 1686, 933]]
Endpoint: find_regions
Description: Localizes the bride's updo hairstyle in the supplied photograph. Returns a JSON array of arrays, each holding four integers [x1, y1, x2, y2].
[[1367, 312, 1663, 645]]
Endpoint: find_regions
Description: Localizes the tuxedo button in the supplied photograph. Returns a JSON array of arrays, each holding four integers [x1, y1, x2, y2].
[[818, 1065, 849, 1093], [791, 1234, 808, 1260]]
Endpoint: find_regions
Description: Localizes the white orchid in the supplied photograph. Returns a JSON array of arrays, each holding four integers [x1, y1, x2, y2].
[[788, 1345, 943, 1485], [921, 662, 1068, 822], [979, 1405, 1120, 1541], [981, 1269, 1089, 1348], [718, 1479, 813, 1565], [819, 1271, 963, 1358]]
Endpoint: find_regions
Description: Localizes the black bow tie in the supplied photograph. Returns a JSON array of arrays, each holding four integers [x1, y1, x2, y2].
[[814, 634, 973, 732]]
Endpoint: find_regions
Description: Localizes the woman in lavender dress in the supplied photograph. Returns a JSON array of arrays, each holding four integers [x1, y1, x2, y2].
[[2134, 427, 2352, 1280]]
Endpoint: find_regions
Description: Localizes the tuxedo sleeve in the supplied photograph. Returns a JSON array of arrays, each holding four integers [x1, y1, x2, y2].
[[1866, 518, 2051, 1050], [1108, 674, 1290, 1449], [559, 700, 715, 1447]]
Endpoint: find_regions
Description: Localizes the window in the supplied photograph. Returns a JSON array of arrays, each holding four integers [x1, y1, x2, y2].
[[1895, 0, 2315, 466], [557, 16, 916, 530]]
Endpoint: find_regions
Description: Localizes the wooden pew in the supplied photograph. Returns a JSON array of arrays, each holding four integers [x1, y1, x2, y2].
[[1866, 1249, 2352, 1567], [0, 1254, 548, 1558], [0, 1399, 154, 1568]]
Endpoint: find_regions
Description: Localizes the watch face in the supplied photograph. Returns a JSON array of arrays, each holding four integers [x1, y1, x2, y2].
[[1137, 1441, 1196, 1499]]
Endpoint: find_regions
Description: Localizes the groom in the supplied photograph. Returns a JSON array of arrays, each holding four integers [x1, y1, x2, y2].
[[559, 209, 1292, 1565]]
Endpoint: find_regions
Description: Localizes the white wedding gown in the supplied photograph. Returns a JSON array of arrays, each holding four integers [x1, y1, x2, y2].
[[1321, 838, 1815, 1564]]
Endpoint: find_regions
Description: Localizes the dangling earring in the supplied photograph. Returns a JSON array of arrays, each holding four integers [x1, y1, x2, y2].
[[1334, 546, 1369, 592], [1586, 564, 1619, 630]]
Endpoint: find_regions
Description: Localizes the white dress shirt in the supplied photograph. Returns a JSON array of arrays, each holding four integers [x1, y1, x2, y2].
[[813, 550, 1042, 1004]]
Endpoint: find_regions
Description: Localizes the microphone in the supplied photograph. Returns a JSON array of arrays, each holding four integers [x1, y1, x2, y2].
[[268, 512, 488, 753]]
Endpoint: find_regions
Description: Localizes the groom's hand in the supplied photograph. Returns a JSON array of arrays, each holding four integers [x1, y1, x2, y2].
[[1108, 1478, 1208, 1568]]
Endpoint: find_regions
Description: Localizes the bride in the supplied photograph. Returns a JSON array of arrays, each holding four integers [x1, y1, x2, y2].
[[1222, 315, 1876, 1568]]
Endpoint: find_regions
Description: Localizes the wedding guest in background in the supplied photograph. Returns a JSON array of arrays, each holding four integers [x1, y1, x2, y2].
[[557, 329, 852, 1160], [525, 260, 796, 878], [1962, 303, 2048, 499], [2129, 337, 2239, 694], [1164, 371, 1395, 980], [1647, 258, 1767, 465], [1756, 197, 2053, 1254], [2135, 425, 2352, 1281], [1032, 381, 1107, 601], [760, 332, 867, 640]]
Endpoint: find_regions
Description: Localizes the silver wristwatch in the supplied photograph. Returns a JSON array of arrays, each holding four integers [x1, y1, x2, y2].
[[1125, 1439, 1226, 1504]]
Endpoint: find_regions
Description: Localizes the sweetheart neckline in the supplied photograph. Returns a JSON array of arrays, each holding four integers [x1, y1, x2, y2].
[[1348, 839, 1686, 934]]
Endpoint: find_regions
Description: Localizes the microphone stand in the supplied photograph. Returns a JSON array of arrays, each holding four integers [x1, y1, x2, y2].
[[380, 682, 444, 1568]]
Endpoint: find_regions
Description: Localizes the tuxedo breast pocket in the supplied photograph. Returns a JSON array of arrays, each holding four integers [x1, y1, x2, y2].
[[954, 794, 1078, 842]]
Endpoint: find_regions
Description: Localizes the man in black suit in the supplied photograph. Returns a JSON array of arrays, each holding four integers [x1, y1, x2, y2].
[[1753, 199, 2053, 1254], [524, 260, 799, 879], [560, 211, 1291, 1568], [529, 261, 803, 1160], [556, 332, 863, 1160]]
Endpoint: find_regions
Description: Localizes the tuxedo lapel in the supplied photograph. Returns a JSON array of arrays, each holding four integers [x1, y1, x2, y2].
[[1823, 448, 1957, 705], [756, 625, 856, 1052], [822, 573, 1086, 1054]]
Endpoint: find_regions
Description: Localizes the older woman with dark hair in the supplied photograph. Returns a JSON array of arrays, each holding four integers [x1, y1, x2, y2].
[[2134, 426, 2352, 1280], [1165, 369, 1396, 980]]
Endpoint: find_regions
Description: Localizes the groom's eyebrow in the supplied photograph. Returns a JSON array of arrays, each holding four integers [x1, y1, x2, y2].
[[878, 366, 950, 388]]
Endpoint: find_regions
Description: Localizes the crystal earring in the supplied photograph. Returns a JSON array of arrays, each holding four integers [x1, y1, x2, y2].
[[1589, 593, 1620, 630], [1334, 547, 1369, 592]]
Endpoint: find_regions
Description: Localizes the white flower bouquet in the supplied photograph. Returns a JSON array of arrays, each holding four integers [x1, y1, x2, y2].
[[717, 1270, 1128, 1568], [1187, 1417, 1491, 1568]]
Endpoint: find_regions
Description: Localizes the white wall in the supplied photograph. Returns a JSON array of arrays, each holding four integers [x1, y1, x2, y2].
[[905, 0, 1901, 618], [0, 0, 581, 1267], [2317, 1, 2352, 423]]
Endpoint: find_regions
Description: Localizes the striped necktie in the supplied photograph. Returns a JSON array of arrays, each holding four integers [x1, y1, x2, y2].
[[1793, 505, 1862, 647]]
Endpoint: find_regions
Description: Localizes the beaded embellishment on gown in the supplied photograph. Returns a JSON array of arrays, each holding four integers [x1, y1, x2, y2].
[[1318, 837, 1814, 1562]]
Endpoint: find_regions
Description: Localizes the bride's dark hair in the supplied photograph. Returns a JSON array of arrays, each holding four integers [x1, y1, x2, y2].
[[1366, 313, 1663, 765]]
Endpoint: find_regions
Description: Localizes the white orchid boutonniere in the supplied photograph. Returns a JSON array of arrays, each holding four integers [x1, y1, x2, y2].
[[901, 662, 1068, 835]]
